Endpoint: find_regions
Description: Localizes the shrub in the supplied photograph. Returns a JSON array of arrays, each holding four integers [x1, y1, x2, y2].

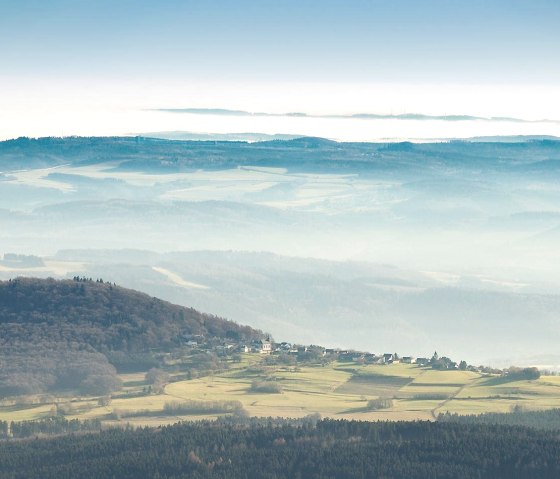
[[250, 380, 282, 394], [366, 398, 393, 410], [79, 374, 122, 395], [163, 400, 244, 415], [145, 368, 170, 393], [411, 393, 448, 401]]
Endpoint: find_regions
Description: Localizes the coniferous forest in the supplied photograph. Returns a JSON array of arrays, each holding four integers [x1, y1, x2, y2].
[[1, 418, 559, 479]]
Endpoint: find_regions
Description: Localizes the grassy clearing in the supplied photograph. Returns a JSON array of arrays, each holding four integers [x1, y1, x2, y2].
[[437, 374, 560, 415], [335, 374, 410, 397], [412, 369, 479, 385], [0, 404, 53, 422]]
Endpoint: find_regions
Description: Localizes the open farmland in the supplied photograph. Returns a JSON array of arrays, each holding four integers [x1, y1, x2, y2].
[[4, 359, 560, 426]]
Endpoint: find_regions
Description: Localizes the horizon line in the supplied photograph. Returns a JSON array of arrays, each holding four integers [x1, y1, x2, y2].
[[153, 108, 560, 125], [2, 133, 560, 145]]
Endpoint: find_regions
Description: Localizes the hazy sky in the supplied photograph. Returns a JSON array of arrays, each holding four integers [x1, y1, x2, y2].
[[1, 0, 560, 138]]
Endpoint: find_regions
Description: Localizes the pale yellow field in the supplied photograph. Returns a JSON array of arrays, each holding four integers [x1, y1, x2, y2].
[[3, 362, 560, 425], [0, 404, 54, 422]]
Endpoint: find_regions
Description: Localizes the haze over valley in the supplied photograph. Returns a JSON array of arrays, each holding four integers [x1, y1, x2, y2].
[[2, 137, 560, 366]]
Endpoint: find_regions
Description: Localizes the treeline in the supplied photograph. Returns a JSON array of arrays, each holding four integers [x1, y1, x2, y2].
[[163, 400, 244, 415], [0, 346, 121, 397], [438, 407, 560, 430], [505, 367, 541, 381], [2, 135, 560, 175], [0, 416, 101, 439], [1, 419, 559, 478], [0, 278, 263, 397], [113, 400, 246, 419]]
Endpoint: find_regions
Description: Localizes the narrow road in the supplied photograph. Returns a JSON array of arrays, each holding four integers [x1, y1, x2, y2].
[[431, 382, 469, 420]]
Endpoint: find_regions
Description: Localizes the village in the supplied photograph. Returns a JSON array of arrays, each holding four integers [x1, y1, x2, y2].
[[180, 333, 496, 373]]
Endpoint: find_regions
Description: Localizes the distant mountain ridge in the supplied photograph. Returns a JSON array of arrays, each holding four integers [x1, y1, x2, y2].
[[2, 135, 559, 173], [155, 107, 560, 124], [137, 131, 303, 142]]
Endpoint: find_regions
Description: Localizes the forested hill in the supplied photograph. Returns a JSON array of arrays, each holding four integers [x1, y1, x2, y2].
[[0, 277, 261, 349], [0, 278, 263, 397]]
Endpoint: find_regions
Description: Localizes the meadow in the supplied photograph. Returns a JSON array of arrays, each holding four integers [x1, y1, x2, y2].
[[3, 356, 560, 426]]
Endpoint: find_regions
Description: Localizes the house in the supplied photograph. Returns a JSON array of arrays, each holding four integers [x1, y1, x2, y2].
[[382, 353, 395, 364], [183, 333, 204, 343], [416, 357, 430, 366], [401, 356, 416, 364], [363, 353, 378, 364], [339, 351, 361, 362], [185, 340, 198, 347]]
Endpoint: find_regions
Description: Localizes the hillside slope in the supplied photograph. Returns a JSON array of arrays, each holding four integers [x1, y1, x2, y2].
[[0, 278, 262, 397]]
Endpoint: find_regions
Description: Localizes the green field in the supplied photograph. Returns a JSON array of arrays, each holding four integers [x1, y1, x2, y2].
[[2, 358, 560, 425]]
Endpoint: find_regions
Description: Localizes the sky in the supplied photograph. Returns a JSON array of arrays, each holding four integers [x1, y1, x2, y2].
[[1, 0, 560, 139]]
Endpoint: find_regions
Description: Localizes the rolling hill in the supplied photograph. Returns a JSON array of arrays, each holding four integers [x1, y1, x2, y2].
[[0, 278, 263, 396]]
